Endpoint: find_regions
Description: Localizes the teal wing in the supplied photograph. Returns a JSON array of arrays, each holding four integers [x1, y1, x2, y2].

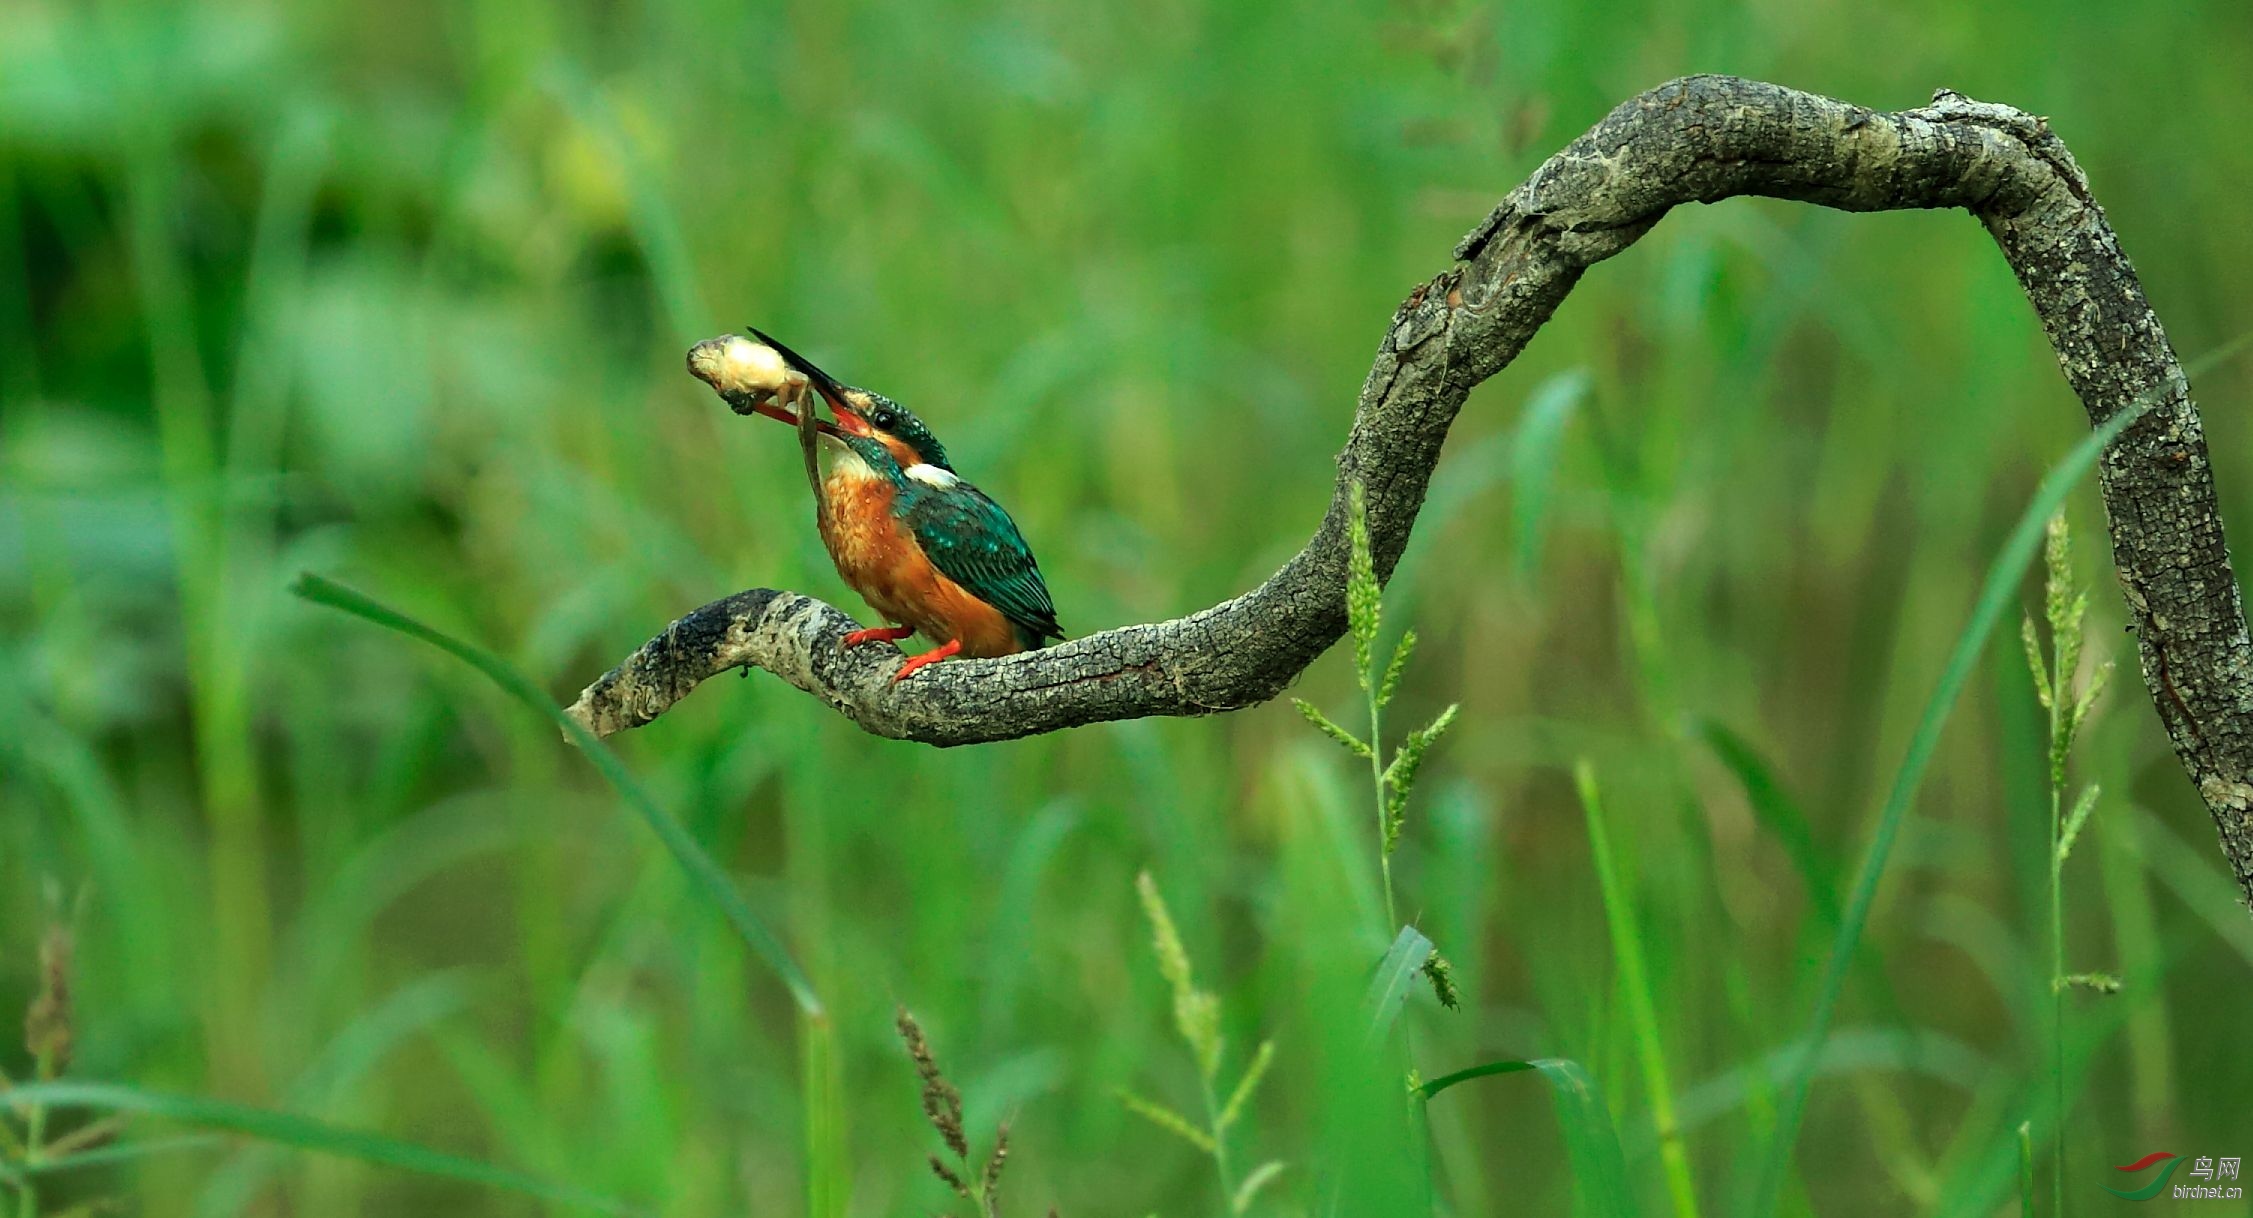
[[901, 480, 1062, 645]]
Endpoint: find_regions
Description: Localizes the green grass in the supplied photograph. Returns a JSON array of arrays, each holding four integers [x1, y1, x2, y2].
[[1423, 1056, 1639, 1218], [288, 572, 823, 1017], [2, 1082, 640, 1216], [1576, 761, 1698, 1218], [6, 0, 2253, 1213], [1749, 381, 2155, 1217]]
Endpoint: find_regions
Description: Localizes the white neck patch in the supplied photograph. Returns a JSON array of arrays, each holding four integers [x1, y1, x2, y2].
[[905, 463, 960, 489], [821, 443, 880, 486]]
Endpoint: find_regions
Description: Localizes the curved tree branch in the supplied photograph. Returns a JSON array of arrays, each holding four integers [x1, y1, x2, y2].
[[569, 75, 2253, 905]]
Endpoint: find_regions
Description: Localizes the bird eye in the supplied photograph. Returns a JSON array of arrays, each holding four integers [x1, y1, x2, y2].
[[873, 410, 897, 429]]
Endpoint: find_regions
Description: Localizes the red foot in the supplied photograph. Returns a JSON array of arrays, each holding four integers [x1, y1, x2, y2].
[[892, 638, 962, 682], [842, 624, 916, 648]]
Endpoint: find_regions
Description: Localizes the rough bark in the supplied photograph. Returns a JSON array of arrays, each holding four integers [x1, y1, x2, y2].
[[568, 75, 2253, 907]]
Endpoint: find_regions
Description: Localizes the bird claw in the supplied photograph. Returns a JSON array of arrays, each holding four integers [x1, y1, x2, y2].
[[891, 639, 963, 682], [842, 625, 916, 648]]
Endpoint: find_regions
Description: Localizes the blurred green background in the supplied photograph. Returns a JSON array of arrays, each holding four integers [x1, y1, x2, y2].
[[4, 0, 2253, 1214]]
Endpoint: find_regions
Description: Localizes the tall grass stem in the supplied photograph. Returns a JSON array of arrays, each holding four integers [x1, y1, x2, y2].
[[1748, 393, 2154, 1215], [289, 573, 824, 1015], [1576, 762, 1700, 1218]]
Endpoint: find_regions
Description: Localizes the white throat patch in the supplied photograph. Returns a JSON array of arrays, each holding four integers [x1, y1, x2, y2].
[[905, 464, 960, 489], [820, 440, 881, 486]]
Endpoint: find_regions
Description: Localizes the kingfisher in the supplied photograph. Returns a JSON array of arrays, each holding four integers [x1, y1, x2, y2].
[[686, 327, 1063, 680]]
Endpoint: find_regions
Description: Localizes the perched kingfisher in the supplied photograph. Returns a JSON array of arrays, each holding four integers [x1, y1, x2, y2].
[[686, 328, 1063, 680]]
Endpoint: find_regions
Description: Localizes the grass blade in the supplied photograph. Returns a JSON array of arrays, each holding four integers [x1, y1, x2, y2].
[[195, 970, 479, 1217], [13, 1134, 230, 1178], [802, 1010, 847, 1218], [2017, 1120, 2034, 1217], [1232, 1159, 1288, 1214], [1695, 720, 1838, 925], [1748, 391, 2156, 1215], [1575, 761, 1700, 1218], [1364, 924, 1435, 1040], [1423, 1057, 1640, 1218], [1416, 1059, 1536, 1099], [2126, 804, 2253, 965], [1527, 1058, 1640, 1218], [1, 1082, 643, 1215], [290, 573, 823, 1016]]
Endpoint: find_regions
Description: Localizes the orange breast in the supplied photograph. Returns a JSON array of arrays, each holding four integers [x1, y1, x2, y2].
[[819, 465, 1024, 658]]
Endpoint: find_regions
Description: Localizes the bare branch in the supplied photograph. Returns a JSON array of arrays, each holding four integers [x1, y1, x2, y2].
[[567, 75, 2253, 906]]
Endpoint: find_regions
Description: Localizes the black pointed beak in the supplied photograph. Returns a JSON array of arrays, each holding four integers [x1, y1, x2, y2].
[[743, 324, 860, 422]]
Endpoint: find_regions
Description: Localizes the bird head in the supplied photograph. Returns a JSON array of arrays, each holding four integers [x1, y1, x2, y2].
[[744, 325, 954, 472]]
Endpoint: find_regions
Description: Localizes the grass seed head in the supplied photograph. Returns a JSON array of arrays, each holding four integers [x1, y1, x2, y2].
[[929, 1154, 972, 1199], [2042, 513, 2074, 637], [1216, 1039, 1277, 1131], [26, 921, 75, 1076], [1136, 872, 1222, 1079], [1294, 699, 1372, 758], [1345, 482, 1381, 681], [896, 1007, 969, 1161], [1377, 628, 1417, 709], [2020, 614, 2053, 710], [982, 1121, 1010, 1202], [1380, 703, 1458, 853]]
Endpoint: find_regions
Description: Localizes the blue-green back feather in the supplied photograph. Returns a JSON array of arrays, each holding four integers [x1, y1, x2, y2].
[[902, 482, 1061, 647], [833, 433, 1062, 647]]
